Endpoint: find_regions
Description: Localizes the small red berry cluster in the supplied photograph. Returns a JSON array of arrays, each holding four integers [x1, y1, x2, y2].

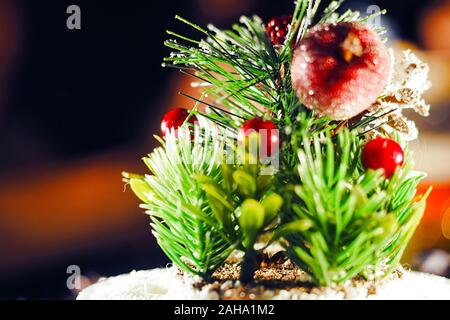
[[266, 15, 292, 46]]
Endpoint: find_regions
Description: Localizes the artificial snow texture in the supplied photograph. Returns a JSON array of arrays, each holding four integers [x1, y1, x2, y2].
[[77, 267, 450, 300]]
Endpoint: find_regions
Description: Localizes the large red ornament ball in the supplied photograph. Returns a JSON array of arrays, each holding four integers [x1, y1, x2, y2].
[[161, 108, 197, 137], [238, 118, 279, 157], [291, 22, 390, 120], [266, 15, 293, 46], [362, 137, 405, 178]]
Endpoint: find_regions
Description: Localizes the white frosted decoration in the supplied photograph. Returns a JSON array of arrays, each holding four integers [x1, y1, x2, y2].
[[77, 267, 450, 300], [359, 50, 431, 142]]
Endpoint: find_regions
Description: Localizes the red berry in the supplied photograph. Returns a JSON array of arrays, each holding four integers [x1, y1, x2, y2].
[[291, 22, 390, 120], [238, 118, 279, 157], [161, 108, 197, 137], [266, 15, 293, 46], [362, 137, 404, 178]]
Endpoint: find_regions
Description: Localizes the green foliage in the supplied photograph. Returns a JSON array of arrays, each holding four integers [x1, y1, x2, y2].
[[164, 14, 281, 130], [197, 151, 284, 282], [320, 0, 387, 38], [240, 199, 265, 247], [163, 0, 388, 172], [198, 158, 283, 252], [163, 1, 338, 132], [123, 127, 235, 278], [124, 0, 429, 286], [276, 130, 427, 285]]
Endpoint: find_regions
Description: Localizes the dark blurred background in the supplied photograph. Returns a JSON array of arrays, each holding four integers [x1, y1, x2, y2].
[[0, 0, 449, 299]]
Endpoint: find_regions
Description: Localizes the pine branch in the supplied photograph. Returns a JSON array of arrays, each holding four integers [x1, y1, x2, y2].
[[164, 15, 280, 121], [277, 130, 427, 285], [123, 125, 236, 277], [164, 0, 389, 135]]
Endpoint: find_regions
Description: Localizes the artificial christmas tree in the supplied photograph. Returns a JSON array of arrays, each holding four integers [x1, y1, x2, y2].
[[78, 0, 450, 299]]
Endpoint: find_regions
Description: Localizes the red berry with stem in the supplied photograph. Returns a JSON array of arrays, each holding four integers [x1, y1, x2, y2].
[[266, 15, 293, 46], [238, 118, 279, 157], [291, 22, 390, 120], [161, 108, 197, 137], [362, 137, 405, 178]]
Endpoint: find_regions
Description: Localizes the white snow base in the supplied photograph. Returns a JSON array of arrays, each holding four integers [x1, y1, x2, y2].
[[77, 267, 450, 300]]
